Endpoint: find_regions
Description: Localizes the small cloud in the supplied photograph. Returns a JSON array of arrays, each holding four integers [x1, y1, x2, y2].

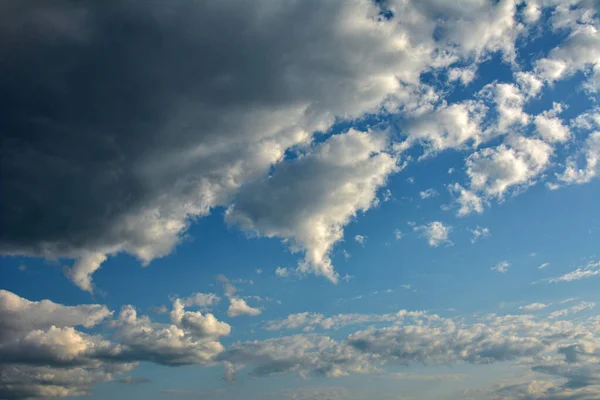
[[275, 267, 289, 277], [491, 261, 510, 273], [227, 297, 262, 317], [407, 177, 415, 184], [470, 226, 491, 243], [342, 250, 351, 260], [448, 168, 454, 175], [382, 189, 392, 202], [400, 283, 417, 292], [18, 264, 27, 271], [537, 262, 550, 270], [256, 268, 263, 274], [419, 188, 439, 199], [394, 229, 403, 240], [519, 303, 548, 312], [149, 305, 168, 314], [530, 252, 537, 257], [354, 234, 367, 246], [414, 221, 452, 247]]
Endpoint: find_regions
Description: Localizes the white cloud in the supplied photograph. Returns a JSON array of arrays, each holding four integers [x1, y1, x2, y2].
[[534, 104, 571, 143], [226, 130, 398, 283], [448, 183, 485, 216], [394, 229, 403, 240], [557, 132, 600, 185], [548, 261, 600, 283], [275, 267, 290, 278], [354, 235, 367, 246], [491, 261, 510, 273], [419, 188, 439, 199], [519, 303, 549, 312], [470, 226, 491, 243], [548, 301, 595, 319], [538, 262, 550, 270], [180, 293, 221, 308], [466, 135, 553, 199], [414, 221, 452, 247], [226, 298, 262, 318]]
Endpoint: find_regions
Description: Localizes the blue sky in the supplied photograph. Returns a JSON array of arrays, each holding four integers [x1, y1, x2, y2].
[[1, 1, 600, 399]]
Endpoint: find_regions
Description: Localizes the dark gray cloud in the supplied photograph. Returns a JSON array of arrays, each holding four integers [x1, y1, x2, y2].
[[0, 0, 433, 290]]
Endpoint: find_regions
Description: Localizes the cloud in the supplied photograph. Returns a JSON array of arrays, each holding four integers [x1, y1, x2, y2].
[[227, 298, 262, 318], [548, 261, 600, 283], [557, 132, 600, 186], [491, 261, 510, 273], [534, 104, 571, 143], [519, 303, 549, 312], [0, 0, 435, 290], [221, 308, 600, 383], [470, 226, 491, 243], [0, 0, 560, 290], [538, 262, 550, 270], [419, 189, 439, 199], [275, 267, 290, 278], [180, 293, 221, 308], [226, 130, 398, 283], [414, 221, 452, 247], [466, 135, 553, 199], [548, 301, 595, 320], [354, 235, 367, 246], [394, 229, 403, 240]]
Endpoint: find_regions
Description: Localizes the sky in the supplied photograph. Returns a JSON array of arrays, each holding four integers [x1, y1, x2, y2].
[[1, 0, 600, 399]]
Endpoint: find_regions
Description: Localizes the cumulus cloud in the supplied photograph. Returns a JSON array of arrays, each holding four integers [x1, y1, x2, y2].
[[227, 298, 262, 318], [226, 130, 398, 283], [221, 308, 600, 383], [534, 104, 571, 143], [466, 136, 553, 199], [414, 221, 452, 247], [1, 0, 567, 290]]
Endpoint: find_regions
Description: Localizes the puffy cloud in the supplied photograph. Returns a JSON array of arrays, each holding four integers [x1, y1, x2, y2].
[[0, 289, 111, 342], [448, 183, 486, 216], [226, 129, 398, 283], [226, 298, 262, 318], [557, 132, 600, 185], [466, 135, 553, 198], [491, 261, 510, 273], [399, 101, 486, 154], [534, 104, 571, 143], [414, 221, 452, 247], [223, 309, 600, 383]]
